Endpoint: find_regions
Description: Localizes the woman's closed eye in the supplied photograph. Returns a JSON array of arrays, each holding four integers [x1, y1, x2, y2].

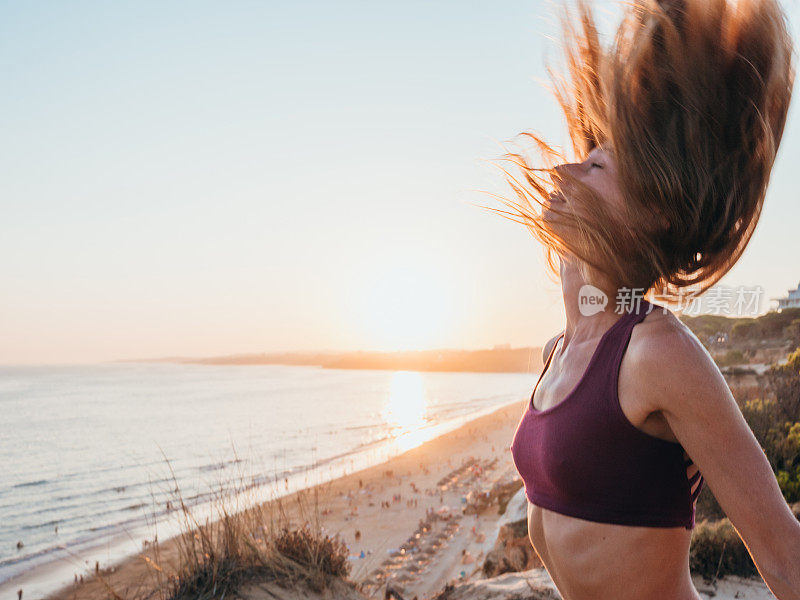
[[590, 162, 604, 170]]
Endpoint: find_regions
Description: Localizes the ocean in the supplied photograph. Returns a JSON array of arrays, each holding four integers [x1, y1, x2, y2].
[[0, 363, 534, 596]]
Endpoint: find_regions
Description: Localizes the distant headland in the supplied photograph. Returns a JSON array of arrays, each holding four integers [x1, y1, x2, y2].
[[135, 306, 800, 375], [148, 346, 546, 374]]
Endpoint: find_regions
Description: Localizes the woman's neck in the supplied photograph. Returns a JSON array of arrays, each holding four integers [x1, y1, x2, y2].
[[558, 257, 638, 349]]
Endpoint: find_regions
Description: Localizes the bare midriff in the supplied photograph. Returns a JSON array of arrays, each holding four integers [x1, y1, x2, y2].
[[526, 503, 703, 600]]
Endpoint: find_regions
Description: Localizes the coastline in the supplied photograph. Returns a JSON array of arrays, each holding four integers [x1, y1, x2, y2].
[[145, 347, 545, 374], [11, 397, 779, 600], [5, 401, 526, 600], [0, 364, 536, 599]]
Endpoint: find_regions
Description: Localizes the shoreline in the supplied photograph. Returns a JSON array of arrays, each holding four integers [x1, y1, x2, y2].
[[10, 396, 779, 600], [3, 400, 527, 600]]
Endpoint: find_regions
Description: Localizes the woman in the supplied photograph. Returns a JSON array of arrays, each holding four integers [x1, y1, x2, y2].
[[501, 1, 800, 599]]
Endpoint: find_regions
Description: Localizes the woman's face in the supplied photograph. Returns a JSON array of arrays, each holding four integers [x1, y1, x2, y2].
[[547, 145, 624, 214], [547, 144, 627, 287]]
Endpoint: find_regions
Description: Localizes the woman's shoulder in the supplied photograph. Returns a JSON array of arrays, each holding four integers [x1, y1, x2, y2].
[[626, 304, 725, 406], [633, 304, 704, 354], [542, 330, 565, 363]]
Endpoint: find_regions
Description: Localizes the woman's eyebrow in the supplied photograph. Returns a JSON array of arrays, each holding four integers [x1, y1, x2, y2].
[[587, 148, 605, 163], [599, 144, 615, 157], [591, 145, 616, 167]]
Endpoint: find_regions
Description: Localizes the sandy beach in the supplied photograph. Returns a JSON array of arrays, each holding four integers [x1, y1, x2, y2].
[[39, 402, 523, 600], [35, 400, 777, 600]]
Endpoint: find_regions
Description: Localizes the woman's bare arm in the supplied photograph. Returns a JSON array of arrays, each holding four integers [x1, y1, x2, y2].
[[630, 325, 800, 599]]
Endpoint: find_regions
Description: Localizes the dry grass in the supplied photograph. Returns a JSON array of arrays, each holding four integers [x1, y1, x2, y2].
[[162, 505, 351, 599], [92, 458, 356, 600], [160, 480, 352, 600], [689, 518, 758, 582]]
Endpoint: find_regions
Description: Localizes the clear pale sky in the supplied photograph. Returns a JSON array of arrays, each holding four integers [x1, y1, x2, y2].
[[3, 1, 800, 364]]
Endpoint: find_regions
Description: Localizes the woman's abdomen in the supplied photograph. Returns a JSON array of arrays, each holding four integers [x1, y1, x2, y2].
[[526, 502, 699, 600]]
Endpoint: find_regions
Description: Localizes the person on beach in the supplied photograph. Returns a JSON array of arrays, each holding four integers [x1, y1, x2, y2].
[[503, 1, 800, 599]]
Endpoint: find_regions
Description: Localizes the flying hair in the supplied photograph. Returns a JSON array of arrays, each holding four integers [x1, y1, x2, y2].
[[489, 0, 795, 301]]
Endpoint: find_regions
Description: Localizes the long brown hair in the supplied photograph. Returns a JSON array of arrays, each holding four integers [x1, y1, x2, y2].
[[491, 0, 795, 302]]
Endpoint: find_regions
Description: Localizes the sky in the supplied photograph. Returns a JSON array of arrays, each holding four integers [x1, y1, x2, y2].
[[2, 0, 800, 364]]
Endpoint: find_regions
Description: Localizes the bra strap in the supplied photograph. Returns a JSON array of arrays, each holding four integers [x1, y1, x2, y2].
[[607, 297, 654, 379]]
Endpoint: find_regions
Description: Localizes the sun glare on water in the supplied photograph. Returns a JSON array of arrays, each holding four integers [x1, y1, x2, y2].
[[383, 371, 427, 432], [383, 371, 458, 452]]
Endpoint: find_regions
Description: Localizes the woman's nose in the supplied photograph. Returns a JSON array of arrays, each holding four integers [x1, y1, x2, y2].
[[555, 162, 580, 177], [553, 162, 578, 184]]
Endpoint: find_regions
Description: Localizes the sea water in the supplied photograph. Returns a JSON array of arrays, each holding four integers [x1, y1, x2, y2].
[[0, 363, 535, 596]]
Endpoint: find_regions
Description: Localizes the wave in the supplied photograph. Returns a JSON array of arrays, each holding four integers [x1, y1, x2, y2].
[[11, 480, 49, 490]]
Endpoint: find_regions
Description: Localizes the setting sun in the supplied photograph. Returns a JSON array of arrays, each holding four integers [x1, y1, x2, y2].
[[353, 263, 453, 351]]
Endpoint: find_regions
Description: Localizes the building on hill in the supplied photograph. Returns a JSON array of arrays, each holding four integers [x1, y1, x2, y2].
[[772, 281, 800, 311]]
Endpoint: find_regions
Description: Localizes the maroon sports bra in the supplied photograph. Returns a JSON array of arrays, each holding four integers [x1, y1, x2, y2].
[[510, 298, 704, 529]]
